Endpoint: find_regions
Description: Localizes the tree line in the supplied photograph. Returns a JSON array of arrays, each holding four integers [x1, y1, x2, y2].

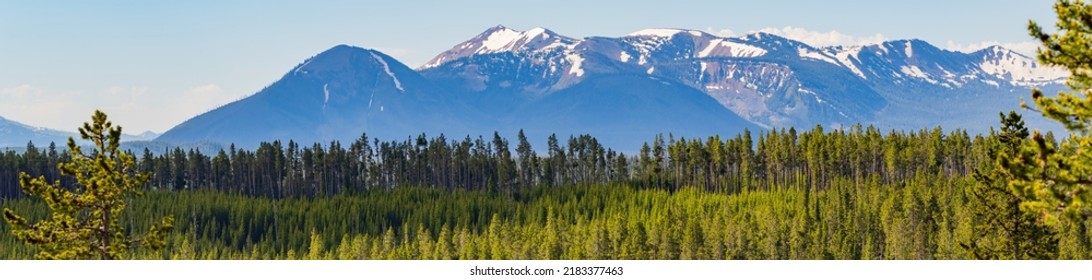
[[0, 125, 987, 201], [4, 120, 1081, 259]]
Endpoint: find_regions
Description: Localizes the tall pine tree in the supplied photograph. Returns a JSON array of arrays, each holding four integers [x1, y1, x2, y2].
[[3, 110, 173, 259], [1012, 0, 1092, 226], [965, 112, 1057, 259]]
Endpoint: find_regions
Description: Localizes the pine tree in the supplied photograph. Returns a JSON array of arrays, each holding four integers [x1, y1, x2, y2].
[[964, 112, 1057, 259], [1013, 0, 1092, 226], [516, 129, 535, 188], [434, 224, 454, 260], [3, 110, 173, 259]]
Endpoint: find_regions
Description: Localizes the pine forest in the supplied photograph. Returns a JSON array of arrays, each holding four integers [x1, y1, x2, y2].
[[0, 119, 1085, 259]]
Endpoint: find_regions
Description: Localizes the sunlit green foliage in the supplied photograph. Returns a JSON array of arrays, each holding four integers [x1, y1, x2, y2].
[[1015, 0, 1092, 226], [2, 110, 172, 259]]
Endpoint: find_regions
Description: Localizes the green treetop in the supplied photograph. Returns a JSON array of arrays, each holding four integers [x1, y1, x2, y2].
[[966, 112, 1057, 259], [3, 110, 173, 259], [1010, 0, 1092, 226]]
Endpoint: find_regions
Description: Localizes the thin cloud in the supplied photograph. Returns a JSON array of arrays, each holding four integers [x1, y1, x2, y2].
[[752, 26, 888, 47], [110, 84, 242, 133], [0, 84, 43, 99], [185, 84, 224, 97], [0, 84, 246, 133], [704, 27, 736, 37], [174, 84, 240, 117], [103, 84, 242, 133], [105, 85, 149, 98], [0, 85, 86, 131], [945, 40, 1040, 56]]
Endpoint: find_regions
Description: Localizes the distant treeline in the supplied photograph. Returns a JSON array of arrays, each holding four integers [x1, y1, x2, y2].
[[1, 125, 984, 200]]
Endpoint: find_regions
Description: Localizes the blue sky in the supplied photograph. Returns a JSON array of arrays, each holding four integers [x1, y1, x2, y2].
[[0, 0, 1059, 133]]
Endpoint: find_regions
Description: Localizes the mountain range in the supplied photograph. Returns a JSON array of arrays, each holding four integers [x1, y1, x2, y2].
[[0, 115, 159, 149], [4, 26, 1070, 151]]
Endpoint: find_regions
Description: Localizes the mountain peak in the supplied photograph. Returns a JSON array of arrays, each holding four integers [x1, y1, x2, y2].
[[158, 43, 452, 147], [975, 45, 1022, 57], [882, 39, 937, 58], [974, 44, 1066, 86], [292, 44, 378, 75], [472, 26, 569, 53], [486, 24, 512, 31], [419, 25, 576, 69]]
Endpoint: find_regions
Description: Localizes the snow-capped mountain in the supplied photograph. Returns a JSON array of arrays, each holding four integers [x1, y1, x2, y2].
[[147, 25, 1066, 151], [416, 26, 760, 148], [975, 46, 1067, 86], [424, 26, 1066, 132], [421, 25, 579, 69], [159, 39, 760, 149], [419, 25, 587, 102], [815, 39, 1065, 130]]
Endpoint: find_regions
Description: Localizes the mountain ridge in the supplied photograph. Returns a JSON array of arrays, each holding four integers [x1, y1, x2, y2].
[[2, 25, 1069, 151], [1, 115, 161, 148], [424, 26, 1064, 131]]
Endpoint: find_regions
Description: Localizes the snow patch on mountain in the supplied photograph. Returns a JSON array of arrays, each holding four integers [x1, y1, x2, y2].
[[827, 47, 866, 79], [900, 65, 937, 84], [977, 46, 1067, 86], [480, 27, 523, 51], [875, 43, 889, 55], [525, 27, 549, 39], [698, 39, 767, 58], [294, 59, 313, 74], [323, 83, 330, 107], [420, 26, 578, 70], [567, 53, 585, 77], [626, 28, 687, 37], [421, 57, 447, 69], [474, 26, 572, 55], [797, 47, 838, 65], [371, 53, 404, 92], [619, 51, 631, 63]]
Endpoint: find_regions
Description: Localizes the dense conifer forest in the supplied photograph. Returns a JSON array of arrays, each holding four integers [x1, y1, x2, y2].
[[2, 120, 1085, 259]]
